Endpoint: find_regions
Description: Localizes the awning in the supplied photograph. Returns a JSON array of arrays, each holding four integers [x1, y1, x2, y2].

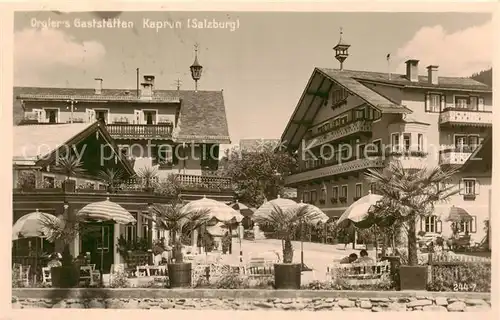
[[441, 205, 473, 222]]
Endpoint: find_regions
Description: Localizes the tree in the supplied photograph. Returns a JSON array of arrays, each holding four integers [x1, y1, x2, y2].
[[149, 197, 209, 263], [55, 154, 85, 180], [253, 203, 323, 263], [220, 144, 297, 207], [365, 161, 459, 265]]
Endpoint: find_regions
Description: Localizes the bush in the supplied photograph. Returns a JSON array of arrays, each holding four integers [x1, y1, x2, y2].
[[214, 272, 244, 289], [109, 271, 130, 288], [427, 262, 491, 292], [303, 277, 395, 291]]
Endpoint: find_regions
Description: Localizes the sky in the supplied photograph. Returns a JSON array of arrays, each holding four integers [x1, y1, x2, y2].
[[14, 11, 493, 148]]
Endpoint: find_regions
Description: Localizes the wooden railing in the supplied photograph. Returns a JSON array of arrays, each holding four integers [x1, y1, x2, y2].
[[439, 108, 492, 126], [120, 174, 232, 192], [106, 124, 173, 139]]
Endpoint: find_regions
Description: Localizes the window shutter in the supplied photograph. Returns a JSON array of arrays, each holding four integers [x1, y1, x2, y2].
[[437, 220, 442, 233], [471, 216, 477, 233], [419, 217, 424, 231], [459, 179, 463, 195], [475, 180, 480, 195], [440, 95, 445, 111], [151, 146, 159, 166], [425, 93, 430, 111], [478, 97, 484, 111]]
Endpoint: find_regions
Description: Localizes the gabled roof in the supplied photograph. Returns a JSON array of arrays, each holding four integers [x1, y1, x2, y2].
[[13, 121, 135, 175], [461, 135, 492, 173], [280, 68, 411, 150], [13, 87, 231, 144], [317, 68, 410, 114], [324, 68, 492, 92]]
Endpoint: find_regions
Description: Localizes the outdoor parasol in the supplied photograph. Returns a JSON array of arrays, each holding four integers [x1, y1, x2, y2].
[[77, 197, 136, 284]]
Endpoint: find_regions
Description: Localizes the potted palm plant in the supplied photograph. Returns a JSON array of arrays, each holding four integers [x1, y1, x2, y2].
[[55, 155, 85, 192], [253, 203, 322, 289], [98, 168, 124, 193], [40, 210, 84, 288], [149, 197, 209, 287], [136, 166, 158, 192], [366, 161, 458, 290]]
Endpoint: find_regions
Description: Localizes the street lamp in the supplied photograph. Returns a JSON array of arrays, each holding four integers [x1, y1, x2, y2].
[[66, 99, 78, 123]]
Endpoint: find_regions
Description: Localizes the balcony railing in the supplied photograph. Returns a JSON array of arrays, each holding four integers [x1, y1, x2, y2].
[[121, 174, 232, 192], [106, 124, 173, 139], [285, 157, 385, 186], [439, 147, 475, 166], [16, 174, 232, 194], [305, 120, 373, 149], [439, 108, 492, 126]]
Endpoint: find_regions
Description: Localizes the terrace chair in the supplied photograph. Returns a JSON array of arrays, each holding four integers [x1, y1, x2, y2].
[[14, 264, 30, 287], [88, 264, 101, 284], [79, 266, 93, 285], [41, 267, 52, 286]]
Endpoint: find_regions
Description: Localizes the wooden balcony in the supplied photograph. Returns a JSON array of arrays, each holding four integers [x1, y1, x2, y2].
[[439, 147, 474, 166], [305, 120, 373, 149], [284, 157, 385, 186], [106, 124, 173, 140], [121, 174, 233, 194], [439, 108, 492, 127]]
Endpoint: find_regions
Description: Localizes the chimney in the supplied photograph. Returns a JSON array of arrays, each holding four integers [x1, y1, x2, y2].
[[143, 75, 155, 90], [94, 78, 103, 94], [427, 65, 439, 85], [405, 59, 419, 82], [140, 82, 152, 99]]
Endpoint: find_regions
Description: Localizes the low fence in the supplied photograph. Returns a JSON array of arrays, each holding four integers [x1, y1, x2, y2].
[[426, 253, 491, 292]]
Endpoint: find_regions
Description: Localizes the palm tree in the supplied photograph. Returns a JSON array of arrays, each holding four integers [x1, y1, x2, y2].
[[365, 161, 459, 266], [253, 203, 323, 263], [136, 166, 159, 190], [98, 168, 124, 192], [55, 154, 85, 178], [149, 197, 210, 263]]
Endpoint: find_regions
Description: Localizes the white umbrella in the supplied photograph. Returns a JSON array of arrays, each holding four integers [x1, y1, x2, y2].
[[12, 209, 60, 240], [253, 195, 298, 219], [336, 191, 383, 226], [77, 197, 136, 283], [12, 209, 60, 283], [181, 196, 243, 223]]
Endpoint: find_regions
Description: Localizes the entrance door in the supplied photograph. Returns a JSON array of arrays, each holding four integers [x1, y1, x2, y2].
[[81, 222, 114, 273]]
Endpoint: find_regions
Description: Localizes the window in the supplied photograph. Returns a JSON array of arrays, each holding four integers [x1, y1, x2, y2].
[[455, 135, 467, 150], [42, 175, 55, 188], [310, 190, 317, 203], [403, 133, 411, 152], [462, 179, 476, 195], [142, 216, 150, 239], [423, 216, 441, 233], [331, 87, 348, 105], [357, 144, 365, 159], [158, 145, 174, 165], [459, 216, 477, 233], [96, 110, 108, 123], [417, 134, 424, 152], [125, 223, 137, 242], [44, 109, 58, 123], [370, 183, 378, 194], [426, 93, 441, 112], [143, 111, 156, 125], [120, 145, 130, 158], [355, 109, 365, 120], [366, 107, 374, 120], [478, 97, 484, 111], [302, 191, 310, 203], [469, 97, 478, 111], [355, 184, 362, 199], [341, 185, 348, 199], [372, 139, 382, 156], [455, 96, 468, 109], [469, 135, 479, 151], [391, 133, 400, 152], [332, 186, 338, 200]]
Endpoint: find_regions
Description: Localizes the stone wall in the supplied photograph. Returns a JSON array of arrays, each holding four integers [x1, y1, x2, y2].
[[12, 289, 491, 312]]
